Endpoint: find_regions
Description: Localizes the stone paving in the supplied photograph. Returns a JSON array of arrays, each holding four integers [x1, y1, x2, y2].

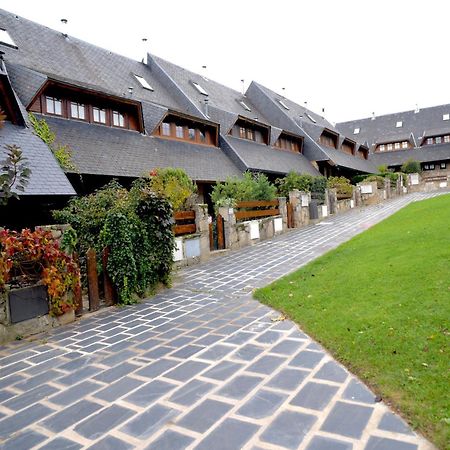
[[0, 192, 444, 450]]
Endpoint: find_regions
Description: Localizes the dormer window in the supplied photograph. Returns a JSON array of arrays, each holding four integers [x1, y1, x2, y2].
[[0, 29, 17, 49], [278, 99, 290, 110], [93, 107, 106, 124], [192, 81, 208, 96], [401, 141, 408, 149], [45, 96, 62, 115], [155, 113, 218, 146], [274, 133, 303, 153], [396, 121, 403, 128], [353, 128, 360, 134], [70, 102, 85, 120], [112, 111, 125, 127], [230, 118, 269, 144], [341, 138, 355, 155], [443, 114, 449, 121], [134, 74, 153, 91], [319, 130, 338, 149]]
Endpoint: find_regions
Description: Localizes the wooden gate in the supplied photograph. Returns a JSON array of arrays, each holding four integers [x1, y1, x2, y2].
[[209, 214, 225, 251], [287, 202, 294, 228]]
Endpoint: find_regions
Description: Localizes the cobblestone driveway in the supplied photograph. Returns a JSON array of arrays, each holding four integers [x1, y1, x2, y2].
[[0, 193, 442, 449]]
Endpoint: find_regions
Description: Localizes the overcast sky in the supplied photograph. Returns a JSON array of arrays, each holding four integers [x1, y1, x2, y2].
[[2, 0, 449, 123]]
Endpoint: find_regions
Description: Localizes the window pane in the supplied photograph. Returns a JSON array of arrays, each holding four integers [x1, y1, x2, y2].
[[162, 122, 171, 136], [444, 135, 450, 143], [46, 97, 54, 114], [79, 104, 85, 120], [70, 102, 77, 117], [239, 127, 246, 139], [436, 136, 442, 144], [247, 129, 254, 140], [188, 128, 195, 140], [387, 144, 393, 150], [176, 126, 183, 138], [55, 99, 62, 115], [198, 130, 206, 142], [402, 141, 408, 148], [100, 110, 106, 123]]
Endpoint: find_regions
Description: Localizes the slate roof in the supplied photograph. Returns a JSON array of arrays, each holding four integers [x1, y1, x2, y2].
[[370, 145, 450, 167], [336, 104, 450, 148], [149, 54, 273, 129], [223, 136, 320, 176], [0, 9, 183, 111], [0, 121, 75, 196], [43, 115, 241, 182]]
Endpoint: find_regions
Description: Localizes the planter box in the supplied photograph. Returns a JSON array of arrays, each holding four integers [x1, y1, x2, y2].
[[8, 285, 49, 324]]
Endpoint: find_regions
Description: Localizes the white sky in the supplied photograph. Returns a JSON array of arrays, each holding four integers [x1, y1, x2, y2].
[[2, 0, 449, 123]]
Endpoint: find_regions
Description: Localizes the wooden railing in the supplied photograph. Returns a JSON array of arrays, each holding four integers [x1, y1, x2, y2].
[[173, 210, 196, 236], [235, 199, 280, 222]]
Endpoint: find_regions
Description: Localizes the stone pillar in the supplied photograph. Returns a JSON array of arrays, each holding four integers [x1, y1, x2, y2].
[[384, 178, 391, 199], [193, 204, 210, 261], [289, 190, 308, 228], [327, 188, 337, 215], [352, 186, 359, 208], [218, 205, 237, 250], [278, 197, 288, 231]]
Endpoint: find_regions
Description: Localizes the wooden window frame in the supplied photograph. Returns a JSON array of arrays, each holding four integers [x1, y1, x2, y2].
[[112, 110, 125, 128], [45, 96, 63, 116]]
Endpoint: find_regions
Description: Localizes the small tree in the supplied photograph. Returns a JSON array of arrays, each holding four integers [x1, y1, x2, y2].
[[401, 159, 421, 174], [275, 172, 314, 197], [0, 144, 31, 205]]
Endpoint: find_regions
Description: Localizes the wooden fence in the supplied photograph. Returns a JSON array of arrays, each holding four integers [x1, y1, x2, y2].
[[173, 210, 196, 236], [235, 200, 280, 222]]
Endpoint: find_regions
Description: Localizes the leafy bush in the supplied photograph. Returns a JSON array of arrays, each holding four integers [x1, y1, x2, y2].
[[211, 172, 277, 208], [364, 175, 385, 189], [401, 159, 421, 174], [148, 168, 196, 211], [310, 176, 327, 203], [276, 172, 314, 197], [327, 176, 353, 198], [0, 229, 80, 315], [54, 178, 175, 305], [352, 174, 370, 184]]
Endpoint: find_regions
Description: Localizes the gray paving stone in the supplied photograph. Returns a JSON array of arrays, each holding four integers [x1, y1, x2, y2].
[[342, 379, 376, 404], [13, 369, 64, 391], [0, 389, 15, 402], [74, 404, 136, 440], [194, 334, 223, 346], [93, 362, 140, 383], [225, 331, 255, 345], [378, 412, 414, 435], [3, 383, 58, 411], [305, 435, 353, 450], [237, 389, 287, 419], [254, 330, 283, 344], [202, 360, 244, 380], [170, 344, 205, 359], [260, 410, 317, 449], [270, 339, 303, 355], [217, 374, 263, 400], [365, 436, 418, 450], [1, 429, 47, 450], [321, 401, 374, 438], [41, 399, 103, 432], [48, 380, 102, 406], [144, 429, 194, 450], [94, 376, 142, 402], [314, 361, 348, 383], [168, 378, 215, 406], [177, 398, 233, 433], [266, 367, 309, 391], [142, 346, 174, 359], [289, 350, 324, 369], [197, 343, 235, 360], [0, 403, 55, 438], [134, 338, 163, 351], [124, 379, 177, 407], [57, 365, 102, 385], [194, 418, 259, 450], [231, 343, 264, 361], [87, 436, 133, 450], [98, 349, 136, 366], [290, 382, 339, 410], [120, 403, 179, 440], [164, 360, 209, 381], [307, 342, 324, 351], [135, 358, 179, 378], [247, 354, 287, 375], [40, 437, 83, 449]]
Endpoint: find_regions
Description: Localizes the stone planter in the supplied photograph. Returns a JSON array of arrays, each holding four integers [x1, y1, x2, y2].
[[8, 284, 49, 324]]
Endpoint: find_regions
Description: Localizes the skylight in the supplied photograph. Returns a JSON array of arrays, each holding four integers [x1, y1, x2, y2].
[[239, 101, 251, 112], [396, 121, 403, 128], [443, 113, 449, 121], [278, 99, 290, 110], [192, 81, 208, 96], [134, 74, 153, 91], [353, 127, 360, 134], [306, 113, 316, 124], [0, 29, 17, 48]]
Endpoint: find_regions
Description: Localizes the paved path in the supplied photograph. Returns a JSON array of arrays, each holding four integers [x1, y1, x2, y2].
[[0, 192, 444, 450]]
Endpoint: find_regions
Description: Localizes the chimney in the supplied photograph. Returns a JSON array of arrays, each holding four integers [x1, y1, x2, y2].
[[60, 18, 69, 38], [141, 38, 148, 64], [241, 79, 245, 96], [414, 104, 420, 113], [371, 112, 376, 121]]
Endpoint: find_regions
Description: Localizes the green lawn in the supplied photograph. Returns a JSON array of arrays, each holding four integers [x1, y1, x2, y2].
[[255, 194, 450, 448]]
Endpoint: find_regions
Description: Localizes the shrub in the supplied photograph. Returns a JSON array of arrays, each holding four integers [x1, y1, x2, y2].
[[0, 228, 80, 316], [401, 159, 421, 174], [310, 176, 327, 203], [211, 172, 277, 208], [148, 167, 196, 211], [327, 176, 353, 198], [364, 175, 385, 189], [276, 172, 314, 197]]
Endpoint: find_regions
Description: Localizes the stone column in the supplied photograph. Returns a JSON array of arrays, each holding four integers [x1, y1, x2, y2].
[[218, 205, 237, 250], [277, 197, 288, 231], [193, 204, 210, 261], [384, 178, 391, 199], [327, 188, 337, 215]]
